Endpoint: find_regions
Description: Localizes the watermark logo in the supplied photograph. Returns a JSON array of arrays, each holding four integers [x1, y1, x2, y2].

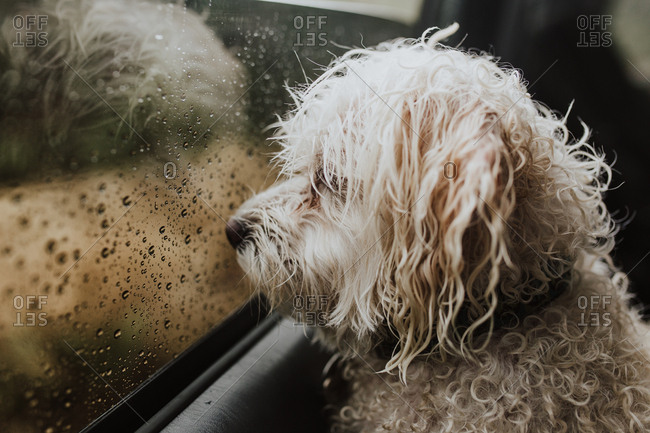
[[577, 15, 612, 48], [293, 16, 327, 47], [163, 162, 177, 179], [293, 294, 328, 326], [13, 295, 48, 327], [577, 295, 611, 327], [12, 15, 48, 48], [443, 161, 457, 180]]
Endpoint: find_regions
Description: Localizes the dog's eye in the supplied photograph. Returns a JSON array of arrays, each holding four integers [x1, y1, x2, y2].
[[313, 167, 341, 194]]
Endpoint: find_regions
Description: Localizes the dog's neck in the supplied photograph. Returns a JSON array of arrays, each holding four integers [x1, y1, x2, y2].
[[376, 268, 572, 359]]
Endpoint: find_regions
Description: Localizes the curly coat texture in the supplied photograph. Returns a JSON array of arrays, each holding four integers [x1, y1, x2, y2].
[[231, 24, 650, 432]]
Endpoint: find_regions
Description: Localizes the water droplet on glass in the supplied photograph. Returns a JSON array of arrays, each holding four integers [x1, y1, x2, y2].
[[56, 252, 67, 264]]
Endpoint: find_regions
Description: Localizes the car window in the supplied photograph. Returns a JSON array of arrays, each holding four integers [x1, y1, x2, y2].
[[0, 1, 411, 432]]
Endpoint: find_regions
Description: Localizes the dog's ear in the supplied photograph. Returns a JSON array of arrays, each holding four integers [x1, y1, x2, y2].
[[375, 98, 519, 375]]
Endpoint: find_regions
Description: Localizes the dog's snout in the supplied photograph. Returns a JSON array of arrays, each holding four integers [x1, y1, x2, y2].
[[225, 218, 250, 250]]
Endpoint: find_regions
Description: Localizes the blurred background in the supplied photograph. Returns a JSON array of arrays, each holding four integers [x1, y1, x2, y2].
[[0, 0, 648, 432]]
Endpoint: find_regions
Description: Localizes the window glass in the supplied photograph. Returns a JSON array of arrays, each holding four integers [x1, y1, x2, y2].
[[0, 1, 410, 431]]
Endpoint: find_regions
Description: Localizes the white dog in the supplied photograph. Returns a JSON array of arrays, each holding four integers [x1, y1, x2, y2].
[[227, 25, 650, 432]]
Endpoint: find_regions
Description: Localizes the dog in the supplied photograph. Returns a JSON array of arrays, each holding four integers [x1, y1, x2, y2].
[[227, 24, 650, 432]]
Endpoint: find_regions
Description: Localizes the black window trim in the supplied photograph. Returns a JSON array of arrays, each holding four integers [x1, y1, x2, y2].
[[81, 295, 275, 433]]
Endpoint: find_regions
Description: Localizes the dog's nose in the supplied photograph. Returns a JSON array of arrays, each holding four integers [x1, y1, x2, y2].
[[225, 218, 250, 250]]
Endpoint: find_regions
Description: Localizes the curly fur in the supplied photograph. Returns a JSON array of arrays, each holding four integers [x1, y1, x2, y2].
[[230, 24, 650, 432]]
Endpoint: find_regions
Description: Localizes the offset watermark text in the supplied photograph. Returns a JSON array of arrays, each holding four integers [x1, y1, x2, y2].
[[577, 15, 612, 48], [13, 295, 48, 327], [12, 15, 48, 47], [577, 295, 612, 327], [293, 16, 327, 47], [293, 294, 328, 326]]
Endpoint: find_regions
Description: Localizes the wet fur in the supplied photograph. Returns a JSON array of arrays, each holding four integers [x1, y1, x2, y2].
[[232, 25, 650, 432]]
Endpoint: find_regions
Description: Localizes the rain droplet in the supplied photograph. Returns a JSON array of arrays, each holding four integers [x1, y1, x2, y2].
[[121, 290, 130, 299], [45, 240, 56, 254], [114, 329, 121, 338]]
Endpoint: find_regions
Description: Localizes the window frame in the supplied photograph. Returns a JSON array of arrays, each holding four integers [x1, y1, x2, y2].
[[80, 296, 273, 433]]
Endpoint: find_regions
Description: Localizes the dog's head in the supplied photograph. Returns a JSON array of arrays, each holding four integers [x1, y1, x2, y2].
[[227, 25, 614, 375]]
